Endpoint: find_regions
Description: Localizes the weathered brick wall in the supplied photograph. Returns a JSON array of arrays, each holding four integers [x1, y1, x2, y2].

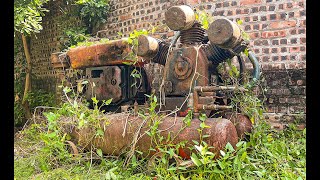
[[27, 0, 306, 127], [28, 0, 82, 93]]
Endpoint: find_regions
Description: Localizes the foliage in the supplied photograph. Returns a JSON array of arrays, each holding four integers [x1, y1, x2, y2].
[[69, 37, 110, 48], [237, 19, 250, 41], [14, 89, 56, 127], [57, 0, 111, 51], [25, 89, 57, 108], [217, 57, 266, 124], [59, 27, 89, 50], [14, 0, 49, 36], [75, 0, 110, 33], [15, 115, 306, 179], [194, 10, 214, 30]]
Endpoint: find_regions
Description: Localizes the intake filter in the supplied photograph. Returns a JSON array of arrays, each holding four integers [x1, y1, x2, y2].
[[137, 35, 169, 66], [165, 5, 195, 31], [137, 35, 159, 58], [208, 18, 242, 49]]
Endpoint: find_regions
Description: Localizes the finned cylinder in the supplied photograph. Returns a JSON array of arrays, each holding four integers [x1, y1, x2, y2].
[[137, 35, 159, 58], [165, 5, 195, 31], [208, 18, 242, 49]]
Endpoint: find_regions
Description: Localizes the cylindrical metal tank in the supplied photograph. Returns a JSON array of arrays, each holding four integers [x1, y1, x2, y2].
[[70, 113, 239, 159]]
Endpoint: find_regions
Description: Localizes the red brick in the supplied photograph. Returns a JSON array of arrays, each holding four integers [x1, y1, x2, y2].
[[240, 0, 261, 6], [261, 30, 286, 38], [289, 47, 300, 53], [186, 0, 199, 5], [120, 15, 132, 21], [248, 32, 260, 39], [269, 21, 296, 29]]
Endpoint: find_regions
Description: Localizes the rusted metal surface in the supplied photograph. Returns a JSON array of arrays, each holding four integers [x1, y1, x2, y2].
[[62, 5, 260, 156], [70, 113, 238, 159], [67, 39, 131, 69], [163, 46, 209, 96], [174, 56, 193, 80], [50, 52, 70, 69], [165, 5, 195, 31], [85, 66, 123, 102], [224, 113, 253, 139], [158, 96, 188, 113], [192, 85, 245, 113]]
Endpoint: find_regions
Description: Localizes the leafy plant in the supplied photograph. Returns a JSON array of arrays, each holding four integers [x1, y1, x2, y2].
[[75, 0, 110, 33], [14, 0, 49, 36], [195, 9, 214, 30]]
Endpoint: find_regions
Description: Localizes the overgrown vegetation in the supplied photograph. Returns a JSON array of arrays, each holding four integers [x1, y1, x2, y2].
[[14, 103, 306, 179], [14, 0, 51, 125], [57, 0, 111, 51]]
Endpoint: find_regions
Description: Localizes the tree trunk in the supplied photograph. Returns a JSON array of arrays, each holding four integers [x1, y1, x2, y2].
[[21, 34, 32, 119]]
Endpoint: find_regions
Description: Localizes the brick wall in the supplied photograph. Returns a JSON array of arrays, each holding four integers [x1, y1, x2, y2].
[[27, 0, 306, 127]]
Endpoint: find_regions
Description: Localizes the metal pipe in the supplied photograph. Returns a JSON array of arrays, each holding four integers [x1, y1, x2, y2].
[[197, 104, 232, 110], [194, 86, 247, 92], [170, 31, 181, 47], [248, 51, 260, 83]]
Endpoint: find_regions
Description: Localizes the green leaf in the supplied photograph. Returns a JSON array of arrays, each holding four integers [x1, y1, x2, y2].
[[73, 100, 78, 108], [104, 98, 112, 105], [91, 96, 98, 104], [96, 129, 104, 137], [225, 142, 235, 152], [81, 80, 89, 84], [97, 149, 103, 157], [220, 150, 226, 157], [79, 112, 85, 120], [202, 134, 210, 138], [217, 160, 225, 169], [192, 140, 199, 145], [199, 113, 207, 122], [200, 122, 210, 129], [63, 87, 71, 93], [47, 132, 56, 138], [241, 151, 247, 161], [122, 61, 133, 65], [253, 171, 263, 178], [244, 48, 249, 56], [191, 153, 202, 167], [237, 171, 242, 180], [127, 38, 133, 44], [167, 167, 177, 171], [195, 145, 203, 153], [236, 141, 245, 148], [78, 119, 85, 128]]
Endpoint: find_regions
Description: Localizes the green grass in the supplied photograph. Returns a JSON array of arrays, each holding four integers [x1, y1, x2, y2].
[[14, 119, 306, 180]]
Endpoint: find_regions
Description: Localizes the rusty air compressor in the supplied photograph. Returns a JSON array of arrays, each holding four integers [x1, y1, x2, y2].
[[51, 5, 260, 160]]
